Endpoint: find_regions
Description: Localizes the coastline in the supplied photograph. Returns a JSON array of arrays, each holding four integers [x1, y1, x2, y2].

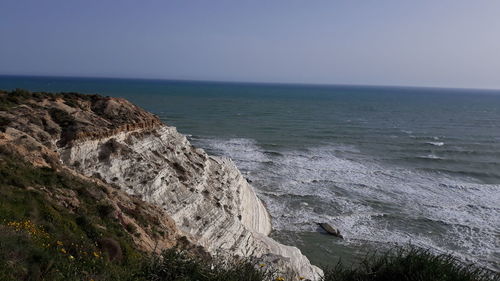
[[0, 89, 322, 280]]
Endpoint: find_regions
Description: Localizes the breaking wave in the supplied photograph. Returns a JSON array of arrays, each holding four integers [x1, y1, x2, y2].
[[190, 136, 500, 271], [426, 141, 445, 146]]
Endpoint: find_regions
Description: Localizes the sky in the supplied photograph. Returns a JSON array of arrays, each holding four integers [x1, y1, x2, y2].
[[1, 0, 500, 89]]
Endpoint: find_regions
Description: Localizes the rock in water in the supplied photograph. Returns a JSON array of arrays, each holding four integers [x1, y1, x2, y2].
[[317, 223, 343, 239]]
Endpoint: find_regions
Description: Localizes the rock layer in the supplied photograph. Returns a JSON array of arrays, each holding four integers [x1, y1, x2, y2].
[[60, 126, 322, 279], [1, 91, 323, 280]]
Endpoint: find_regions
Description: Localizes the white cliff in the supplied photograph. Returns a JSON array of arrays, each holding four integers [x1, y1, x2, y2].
[[60, 125, 323, 280]]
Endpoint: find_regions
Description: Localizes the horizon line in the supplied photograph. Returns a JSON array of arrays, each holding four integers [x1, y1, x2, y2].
[[1, 73, 500, 93]]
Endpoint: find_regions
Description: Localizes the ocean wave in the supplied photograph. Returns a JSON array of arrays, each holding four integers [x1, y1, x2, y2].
[[193, 136, 500, 270], [419, 168, 499, 182], [263, 151, 285, 157], [426, 141, 445, 146], [417, 154, 443, 160]]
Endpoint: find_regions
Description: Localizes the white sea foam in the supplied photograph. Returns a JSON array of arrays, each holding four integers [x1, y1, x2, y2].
[[419, 154, 442, 159], [193, 137, 500, 270], [426, 141, 445, 146]]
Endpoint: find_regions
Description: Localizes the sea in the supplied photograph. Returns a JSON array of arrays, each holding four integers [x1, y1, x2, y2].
[[1, 75, 499, 271]]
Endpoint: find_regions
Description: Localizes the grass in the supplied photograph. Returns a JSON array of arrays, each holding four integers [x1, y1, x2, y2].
[[322, 246, 499, 281], [0, 153, 143, 280], [136, 248, 274, 281]]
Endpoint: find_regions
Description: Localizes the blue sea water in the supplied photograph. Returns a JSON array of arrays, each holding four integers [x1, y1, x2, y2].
[[1, 75, 499, 270]]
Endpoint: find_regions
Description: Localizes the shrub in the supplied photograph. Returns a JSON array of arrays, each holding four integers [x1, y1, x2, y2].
[[125, 223, 138, 234], [48, 107, 75, 128], [135, 248, 273, 281], [0, 89, 33, 110], [97, 203, 115, 218], [0, 116, 10, 132], [322, 246, 500, 281]]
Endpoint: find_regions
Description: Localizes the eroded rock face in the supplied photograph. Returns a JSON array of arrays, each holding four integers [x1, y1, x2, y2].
[[0, 91, 323, 280], [0, 132, 191, 257], [60, 126, 322, 279]]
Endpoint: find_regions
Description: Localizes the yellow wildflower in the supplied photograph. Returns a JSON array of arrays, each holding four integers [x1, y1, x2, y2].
[[259, 263, 266, 268], [93, 251, 100, 258], [276, 277, 285, 281], [60, 248, 67, 254], [69, 255, 75, 260], [56, 241, 63, 246]]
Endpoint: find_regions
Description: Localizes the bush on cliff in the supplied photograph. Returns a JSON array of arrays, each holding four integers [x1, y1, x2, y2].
[[322, 246, 499, 281], [0, 88, 32, 110], [0, 88, 95, 111], [136, 248, 273, 281]]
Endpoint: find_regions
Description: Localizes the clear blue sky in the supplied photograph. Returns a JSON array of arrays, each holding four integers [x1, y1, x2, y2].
[[1, 0, 499, 89]]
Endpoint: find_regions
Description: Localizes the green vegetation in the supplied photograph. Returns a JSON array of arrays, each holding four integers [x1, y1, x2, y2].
[[323, 247, 499, 281], [0, 115, 10, 132], [0, 88, 100, 111], [0, 88, 33, 110], [0, 154, 143, 280], [136, 249, 273, 281]]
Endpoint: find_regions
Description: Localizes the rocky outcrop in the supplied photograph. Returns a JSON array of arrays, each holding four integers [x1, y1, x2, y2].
[[0, 90, 323, 280], [318, 223, 344, 239], [60, 125, 322, 279], [0, 132, 197, 258]]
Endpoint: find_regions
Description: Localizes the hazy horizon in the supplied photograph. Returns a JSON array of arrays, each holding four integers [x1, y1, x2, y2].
[[4, 73, 500, 92], [1, 1, 500, 90]]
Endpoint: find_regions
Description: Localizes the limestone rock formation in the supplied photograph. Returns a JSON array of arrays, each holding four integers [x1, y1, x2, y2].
[[0, 90, 323, 280]]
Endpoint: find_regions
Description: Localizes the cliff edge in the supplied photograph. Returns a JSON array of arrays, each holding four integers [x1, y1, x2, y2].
[[0, 90, 322, 280]]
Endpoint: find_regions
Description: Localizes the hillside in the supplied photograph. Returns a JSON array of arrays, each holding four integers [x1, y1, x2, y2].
[[0, 89, 320, 280]]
